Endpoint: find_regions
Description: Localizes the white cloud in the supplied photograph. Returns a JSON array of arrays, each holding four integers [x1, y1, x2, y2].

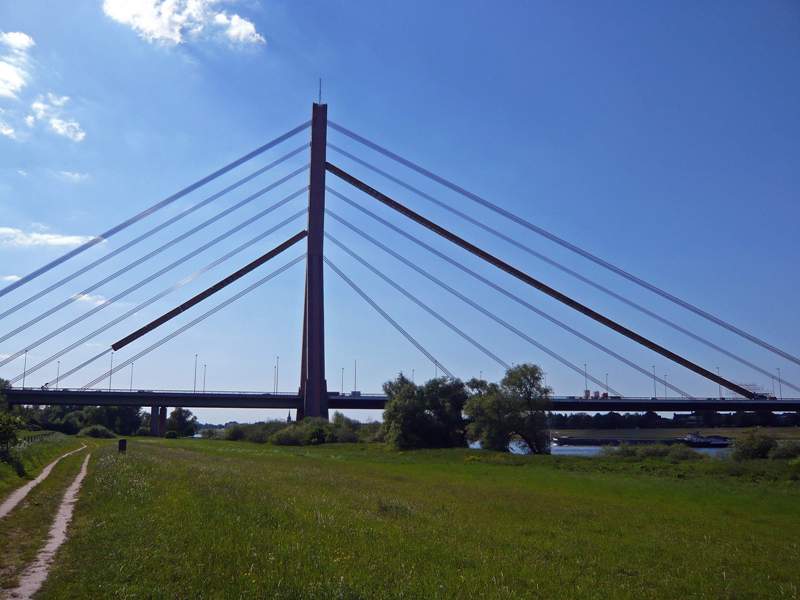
[[0, 226, 93, 247], [0, 31, 34, 99], [57, 170, 89, 183], [0, 32, 34, 52], [1, 274, 21, 282], [16, 169, 27, 176], [49, 117, 86, 142], [27, 93, 86, 142], [214, 12, 265, 45], [103, 0, 265, 46], [0, 118, 15, 139], [74, 293, 107, 306]]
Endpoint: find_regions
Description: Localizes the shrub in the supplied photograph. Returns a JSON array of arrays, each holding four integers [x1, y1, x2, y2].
[[732, 431, 777, 460], [270, 426, 303, 446], [601, 444, 637, 458], [636, 444, 671, 459], [135, 427, 150, 436], [225, 425, 246, 441], [78, 424, 116, 438], [790, 458, 800, 480], [165, 431, 178, 439], [667, 445, 703, 461], [200, 428, 218, 439], [769, 441, 800, 460]]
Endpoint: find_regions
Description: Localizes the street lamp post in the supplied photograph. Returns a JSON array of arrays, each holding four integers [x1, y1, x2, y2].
[[109, 352, 114, 391], [777, 368, 783, 401], [193, 353, 198, 393], [55, 360, 60, 389], [651, 366, 657, 398], [130, 362, 134, 392], [22, 350, 28, 389], [716, 366, 722, 398], [203, 363, 207, 393]]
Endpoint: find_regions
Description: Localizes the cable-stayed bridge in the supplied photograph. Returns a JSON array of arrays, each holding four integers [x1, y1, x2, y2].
[[3, 103, 798, 433]]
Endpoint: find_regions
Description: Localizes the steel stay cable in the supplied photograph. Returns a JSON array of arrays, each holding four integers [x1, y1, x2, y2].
[[13, 210, 306, 386], [0, 166, 308, 348], [328, 203, 640, 397], [324, 256, 454, 379], [328, 144, 798, 395], [81, 256, 304, 389], [326, 233, 509, 370], [328, 193, 690, 397], [1, 121, 310, 298], [0, 187, 307, 369], [0, 144, 307, 323], [328, 121, 800, 367], [325, 168, 747, 399]]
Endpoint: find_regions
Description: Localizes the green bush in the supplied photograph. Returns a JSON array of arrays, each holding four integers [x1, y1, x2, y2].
[[270, 426, 303, 446], [224, 425, 246, 441], [601, 444, 637, 458], [790, 458, 800, 480], [200, 428, 218, 439], [601, 443, 702, 462], [636, 445, 671, 459], [732, 431, 777, 461], [135, 427, 150, 436], [769, 441, 800, 460], [667, 445, 703, 462], [165, 431, 178, 439], [78, 424, 116, 438]]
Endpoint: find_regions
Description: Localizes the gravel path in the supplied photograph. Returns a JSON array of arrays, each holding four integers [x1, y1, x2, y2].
[[0, 445, 86, 520], [5, 453, 91, 600]]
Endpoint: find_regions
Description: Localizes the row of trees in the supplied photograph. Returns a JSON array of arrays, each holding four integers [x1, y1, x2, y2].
[[549, 409, 800, 429], [0, 377, 198, 438], [381, 363, 552, 453]]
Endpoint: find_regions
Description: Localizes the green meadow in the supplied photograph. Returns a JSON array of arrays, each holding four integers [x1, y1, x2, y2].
[[10, 438, 796, 599]]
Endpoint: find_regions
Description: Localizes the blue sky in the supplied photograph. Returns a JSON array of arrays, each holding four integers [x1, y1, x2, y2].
[[1, 1, 798, 423]]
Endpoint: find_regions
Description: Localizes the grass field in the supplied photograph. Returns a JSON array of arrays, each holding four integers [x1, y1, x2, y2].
[[25, 439, 800, 599], [0, 433, 83, 498]]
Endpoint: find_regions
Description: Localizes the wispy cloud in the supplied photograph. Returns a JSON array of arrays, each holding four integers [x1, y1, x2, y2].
[[56, 170, 90, 183], [74, 293, 107, 306], [0, 226, 93, 247], [1, 274, 21, 282], [0, 117, 15, 139], [28, 93, 86, 142], [0, 31, 35, 99], [103, 0, 265, 46]]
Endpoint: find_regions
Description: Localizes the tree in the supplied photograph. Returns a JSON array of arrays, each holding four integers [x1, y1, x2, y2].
[[381, 374, 468, 449], [464, 363, 552, 454], [0, 412, 23, 456], [167, 408, 198, 437]]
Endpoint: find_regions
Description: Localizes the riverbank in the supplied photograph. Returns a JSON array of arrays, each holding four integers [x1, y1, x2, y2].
[[26, 438, 800, 599]]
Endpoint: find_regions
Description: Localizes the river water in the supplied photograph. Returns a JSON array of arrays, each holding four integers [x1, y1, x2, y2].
[[550, 445, 730, 458]]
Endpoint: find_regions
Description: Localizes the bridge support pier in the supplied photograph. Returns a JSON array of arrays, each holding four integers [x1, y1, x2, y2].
[[150, 406, 158, 436], [158, 406, 167, 436], [300, 102, 329, 419]]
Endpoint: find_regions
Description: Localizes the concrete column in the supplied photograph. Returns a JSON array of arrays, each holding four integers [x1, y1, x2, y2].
[[150, 406, 159, 435], [158, 406, 167, 436]]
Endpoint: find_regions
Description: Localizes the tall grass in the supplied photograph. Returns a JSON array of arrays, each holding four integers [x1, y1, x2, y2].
[[36, 440, 800, 599]]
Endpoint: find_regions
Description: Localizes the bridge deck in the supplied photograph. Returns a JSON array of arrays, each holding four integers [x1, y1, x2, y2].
[[5, 388, 800, 412]]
